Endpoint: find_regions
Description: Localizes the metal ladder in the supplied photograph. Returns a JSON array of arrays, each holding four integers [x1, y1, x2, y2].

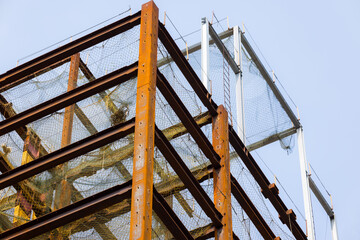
[[223, 54, 233, 126]]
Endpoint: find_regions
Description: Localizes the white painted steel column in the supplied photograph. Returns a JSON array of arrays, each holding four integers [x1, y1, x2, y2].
[[297, 127, 316, 240], [201, 17, 210, 91], [234, 26, 245, 143], [330, 215, 339, 240]]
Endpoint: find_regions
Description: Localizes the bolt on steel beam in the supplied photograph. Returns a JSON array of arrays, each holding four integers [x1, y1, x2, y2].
[[212, 106, 232, 240], [129, 2, 159, 240]]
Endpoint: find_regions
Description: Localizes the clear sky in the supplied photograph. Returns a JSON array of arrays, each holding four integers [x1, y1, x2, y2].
[[1, 0, 359, 239]]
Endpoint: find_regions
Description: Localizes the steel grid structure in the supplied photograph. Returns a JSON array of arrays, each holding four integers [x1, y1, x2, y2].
[[0, 1, 309, 239]]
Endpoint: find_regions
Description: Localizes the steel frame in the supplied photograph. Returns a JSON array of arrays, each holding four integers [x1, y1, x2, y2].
[[212, 106, 232, 240], [156, 71, 221, 168], [0, 181, 133, 240], [153, 188, 194, 240], [0, 12, 141, 92], [158, 22, 307, 240], [208, 23, 240, 74], [0, 118, 135, 190], [0, 2, 309, 239], [0, 62, 138, 136], [130, 2, 159, 239], [154, 126, 222, 227]]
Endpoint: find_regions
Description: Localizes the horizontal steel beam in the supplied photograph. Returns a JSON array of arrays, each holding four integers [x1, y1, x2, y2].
[[158, 22, 218, 116], [228, 126, 307, 240], [0, 118, 135, 190], [309, 176, 334, 218], [1, 58, 71, 93], [154, 126, 223, 227], [0, 180, 132, 240], [246, 127, 297, 152], [0, 11, 141, 92], [240, 32, 300, 128], [0, 62, 138, 136], [208, 23, 240, 74], [153, 188, 194, 240]]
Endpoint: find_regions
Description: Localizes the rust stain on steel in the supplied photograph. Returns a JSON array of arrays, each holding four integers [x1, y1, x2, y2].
[[130, 1, 159, 240], [61, 53, 80, 148], [54, 53, 80, 239], [212, 105, 232, 240]]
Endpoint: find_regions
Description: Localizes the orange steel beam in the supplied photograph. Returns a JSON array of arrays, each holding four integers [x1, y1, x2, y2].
[[130, 1, 159, 240], [53, 53, 80, 239], [60, 53, 80, 149], [212, 105, 232, 240]]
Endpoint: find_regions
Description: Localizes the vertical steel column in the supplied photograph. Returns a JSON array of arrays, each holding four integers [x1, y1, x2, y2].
[[130, 2, 159, 240], [330, 215, 339, 240], [233, 26, 245, 144], [54, 53, 80, 211], [53, 53, 80, 239], [297, 127, 315, 240], [201, 18, 210, 91], [61, 53, 80, 148], [213, 105, 232, 240]]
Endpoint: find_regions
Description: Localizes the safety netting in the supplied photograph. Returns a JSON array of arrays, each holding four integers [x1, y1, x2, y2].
[[0, 12, 301, 240]]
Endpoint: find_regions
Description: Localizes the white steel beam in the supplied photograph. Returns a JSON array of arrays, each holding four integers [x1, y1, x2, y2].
[[308, 176, 333, 218], [201, 17, 210, 91], [233, 26, 245, 143], [330, 215, 339, 240], [309, 175, 339, 240], [297, 127, 316, 240]]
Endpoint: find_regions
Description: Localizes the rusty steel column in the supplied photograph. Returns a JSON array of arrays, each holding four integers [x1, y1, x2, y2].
[[54, 53, 80, 211], [60, 53, 80, 148], [129, 2, 159, 240], [213, 105, 232, 240], [53, 53, 80, 239]]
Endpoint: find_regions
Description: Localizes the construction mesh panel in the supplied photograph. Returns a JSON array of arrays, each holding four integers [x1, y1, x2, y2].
[[230, 145, 296, 240], [0, 18, 303, 239], [29, 198, 132, 240]]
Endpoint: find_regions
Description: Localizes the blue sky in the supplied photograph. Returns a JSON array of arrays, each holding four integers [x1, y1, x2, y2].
[[1, 0, 359, 239]]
